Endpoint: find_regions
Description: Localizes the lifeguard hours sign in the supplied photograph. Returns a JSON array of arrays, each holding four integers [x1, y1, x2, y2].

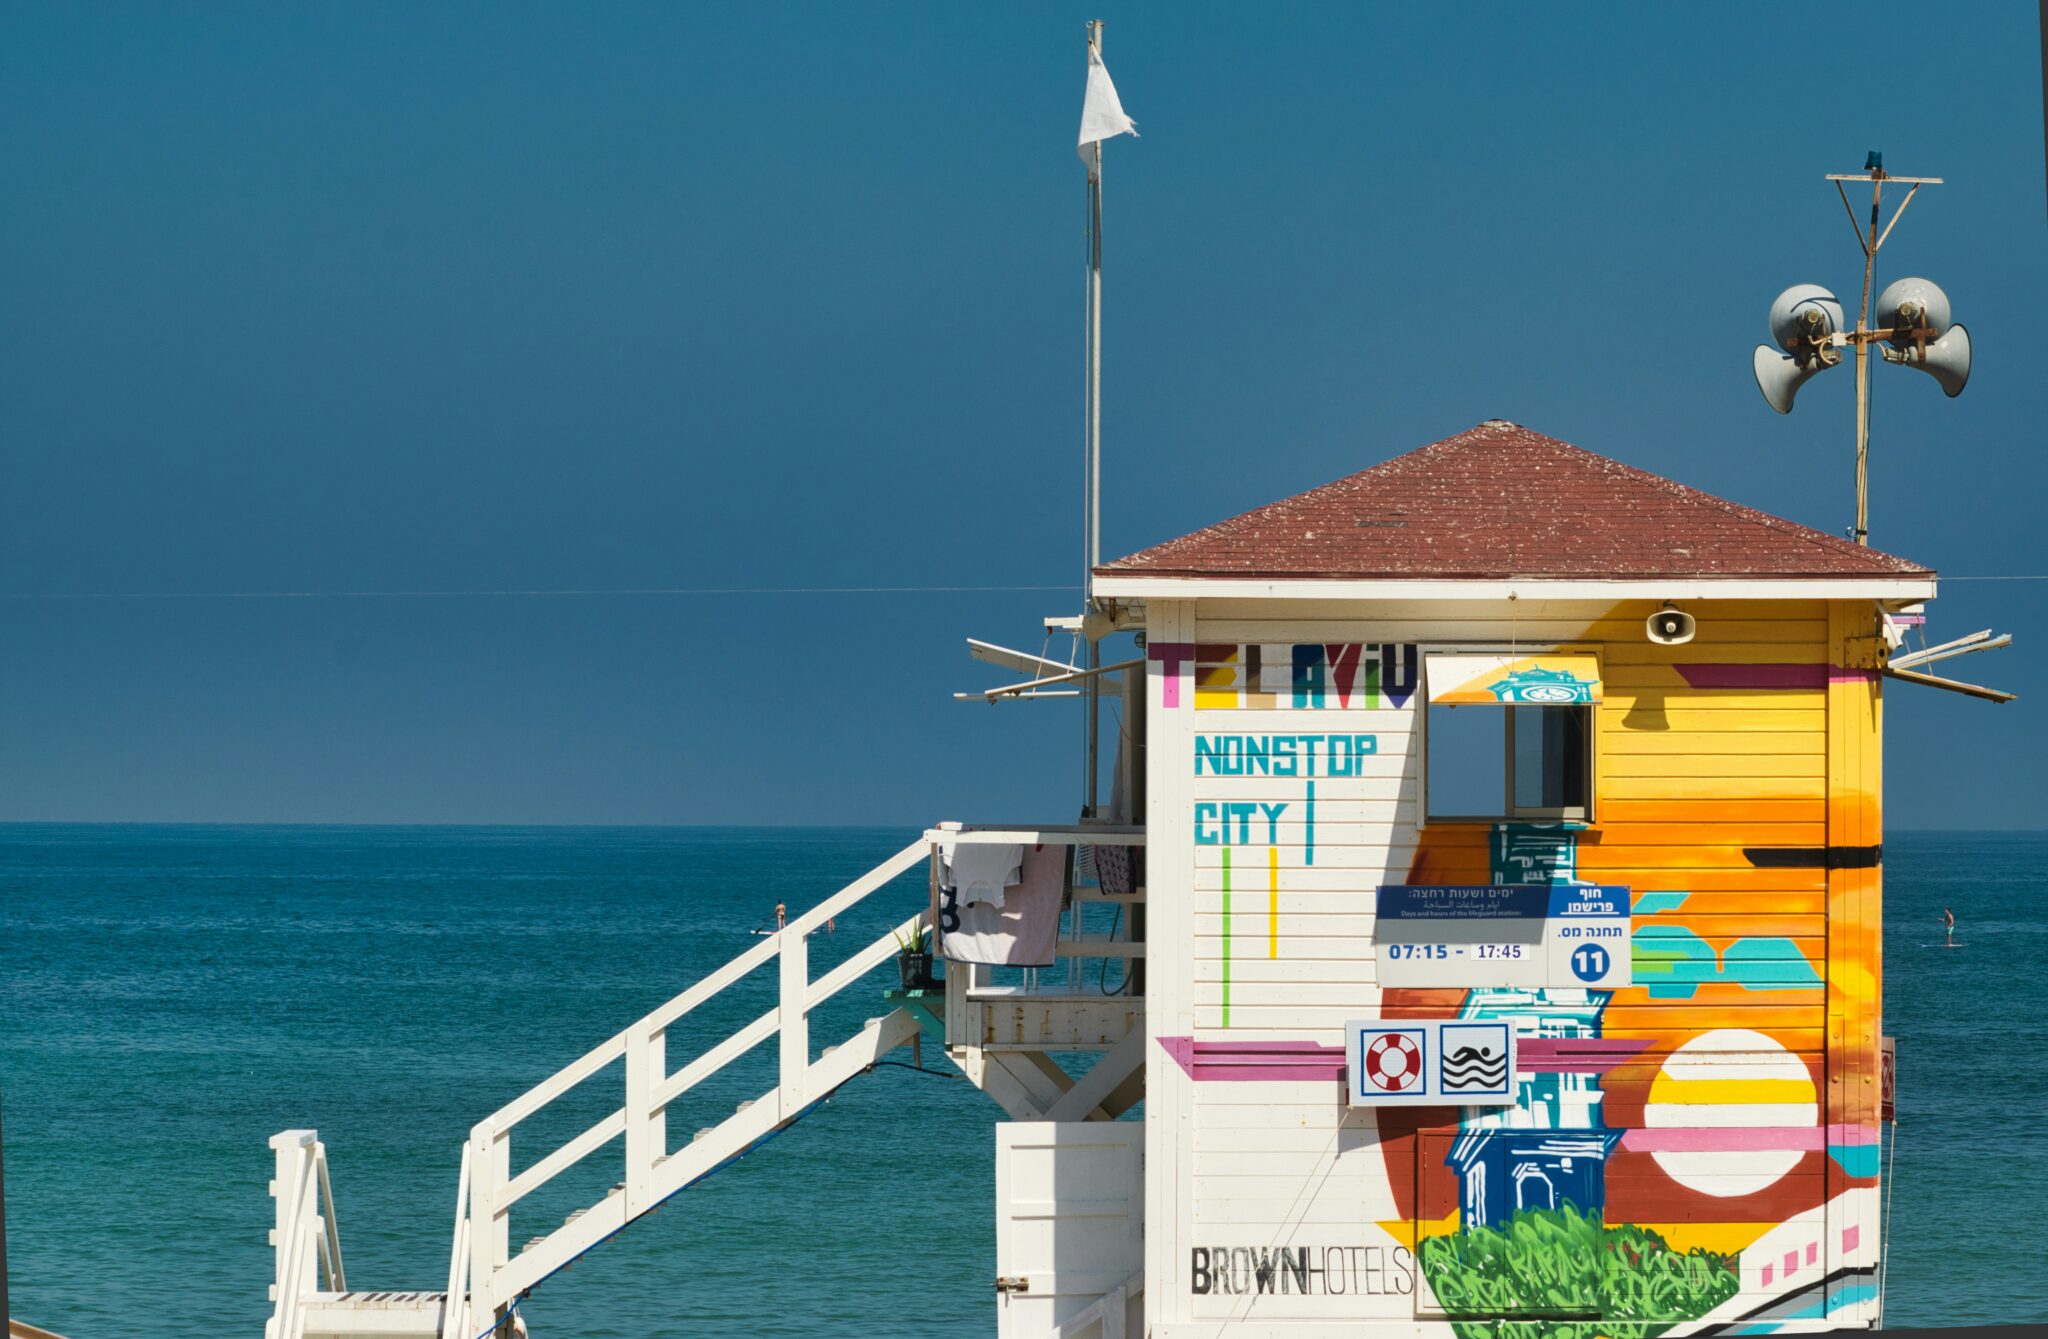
[[1374, 885, 1632, 989]]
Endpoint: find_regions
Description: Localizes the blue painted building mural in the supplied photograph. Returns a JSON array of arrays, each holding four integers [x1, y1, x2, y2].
[[1445, 825, 1621, 1229]]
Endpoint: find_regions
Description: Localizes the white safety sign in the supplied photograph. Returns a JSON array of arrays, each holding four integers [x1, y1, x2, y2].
[[1344, 1018, 1519, 1107]]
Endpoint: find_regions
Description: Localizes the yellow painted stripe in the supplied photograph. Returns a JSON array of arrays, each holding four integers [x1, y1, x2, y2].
[[1601, 732, 1826, 757], [1604, 754, 1826, 777], [1603, 776, 1827, 800], [1642, 1078, 1817, 1103], [1267, 845, 1279, 959]]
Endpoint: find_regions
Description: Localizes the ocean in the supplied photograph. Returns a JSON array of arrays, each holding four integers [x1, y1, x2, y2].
[[2, 825, 2043, 1336]]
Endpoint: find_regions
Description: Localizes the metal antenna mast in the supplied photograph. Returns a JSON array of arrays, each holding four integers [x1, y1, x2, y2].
[[1750, 156, 1971, 546], [1828, 161, 1941, 545]]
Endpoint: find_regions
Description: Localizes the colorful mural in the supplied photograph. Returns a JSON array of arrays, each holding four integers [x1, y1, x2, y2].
[[1405, 829, 1746, 1337], [1417, 1205, 1740, 1339], [1163, 600, 1886, 1333], [1389, 603, 1884, 1333], [1428, 653, 1603, 706], [1146, 640, 1420, 711]]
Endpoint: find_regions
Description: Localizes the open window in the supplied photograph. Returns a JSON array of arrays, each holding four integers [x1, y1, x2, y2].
[[1423, 653, 1600, 823]]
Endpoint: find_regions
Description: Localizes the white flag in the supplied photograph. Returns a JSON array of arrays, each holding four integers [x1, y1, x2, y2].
[[1077, 44, 1135, 174]]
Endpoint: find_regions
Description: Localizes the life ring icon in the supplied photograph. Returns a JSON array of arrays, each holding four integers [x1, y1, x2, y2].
[[1365, 1032, 1422, 1092]]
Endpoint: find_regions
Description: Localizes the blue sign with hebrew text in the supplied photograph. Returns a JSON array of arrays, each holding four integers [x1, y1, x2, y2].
[[1376, 884, 1631, 989]]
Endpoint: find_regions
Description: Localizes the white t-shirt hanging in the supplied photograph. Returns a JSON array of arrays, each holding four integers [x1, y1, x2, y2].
[[941, 840, 1024, 908]]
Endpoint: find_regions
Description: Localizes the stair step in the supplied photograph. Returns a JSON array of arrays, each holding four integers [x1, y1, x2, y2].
[[735, 1099, 755, 1114], [523, 1236, 547, 1252], [694, 1128, 712, 1142], [564, 1208, 587, 1225]]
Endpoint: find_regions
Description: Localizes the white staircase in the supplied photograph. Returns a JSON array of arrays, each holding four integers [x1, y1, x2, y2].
[[268, 838, 933, 1339]]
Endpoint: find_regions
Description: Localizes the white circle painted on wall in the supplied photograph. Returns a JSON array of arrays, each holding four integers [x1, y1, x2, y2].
[[1644, 1027, 1819, 1198]]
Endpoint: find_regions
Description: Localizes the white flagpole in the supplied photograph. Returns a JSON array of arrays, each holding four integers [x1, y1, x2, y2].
[[1074, 18, 1134, 819], [1083, 21, 1106, 601], [1083, 19, 1104, 817]]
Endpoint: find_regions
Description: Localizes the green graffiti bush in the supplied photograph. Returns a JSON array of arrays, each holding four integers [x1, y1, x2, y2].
[[1418, 1203, 1739, 1339]]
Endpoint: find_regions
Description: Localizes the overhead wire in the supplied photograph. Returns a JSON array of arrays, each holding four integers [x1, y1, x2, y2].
[[2, 575, 2043, 602], [0, 584, 1076, 602]]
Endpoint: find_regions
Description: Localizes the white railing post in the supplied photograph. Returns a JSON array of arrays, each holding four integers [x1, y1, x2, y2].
[[268, 1129, 324, 1339], [314, 1142, 345, 1292], [777, 929, 809, 1118], [440, 1143, 474, 1339], [622, 1019, 665, 1216], [468, 1121, 509, 1327]]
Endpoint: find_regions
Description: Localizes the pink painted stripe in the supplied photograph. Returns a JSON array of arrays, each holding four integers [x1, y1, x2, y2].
[[1195, 1040, 1344, 1055], [1519, 1038, 1651, 1074], [1158, 1036, 1348, 1082], [1620, 1124, 1877, 1153], [1162, 1036, 1664, 1082], [1194, 1062, 1345, 1082], [1675, 663, 1829, 689], [1192, 1041, 1345, 1083]]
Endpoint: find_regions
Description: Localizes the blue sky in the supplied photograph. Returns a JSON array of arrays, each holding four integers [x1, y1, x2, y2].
[[2, 4, 2042, 826]]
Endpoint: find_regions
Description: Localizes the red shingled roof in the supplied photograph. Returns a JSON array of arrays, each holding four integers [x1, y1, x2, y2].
[[1097, 421, 1931, 580]]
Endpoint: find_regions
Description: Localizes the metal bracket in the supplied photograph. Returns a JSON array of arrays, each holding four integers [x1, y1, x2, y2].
[[994, 1276, 1031, 1294]]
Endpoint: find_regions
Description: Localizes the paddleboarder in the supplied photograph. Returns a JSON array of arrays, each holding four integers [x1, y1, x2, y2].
[[1941, 906, 1955, 948]]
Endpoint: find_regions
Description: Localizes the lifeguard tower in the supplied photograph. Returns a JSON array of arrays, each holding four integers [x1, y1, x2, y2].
[[266, 419, 1942, 1339], [1086, 417, 1926, 1336]]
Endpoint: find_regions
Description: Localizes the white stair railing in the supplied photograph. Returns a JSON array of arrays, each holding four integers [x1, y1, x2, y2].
[[462, 837, 933, 1330], [267, 1130, 345, 1339]]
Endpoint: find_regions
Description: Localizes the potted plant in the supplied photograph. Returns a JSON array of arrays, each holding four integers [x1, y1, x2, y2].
[[894, 925, 937, 991]]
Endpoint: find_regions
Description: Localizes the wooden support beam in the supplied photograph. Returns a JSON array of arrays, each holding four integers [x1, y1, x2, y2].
[[1889, 631, 2007, 670], [1012, 1052, 1083, 1110], [1098, 1062, 1146, 1119], [1045, 1027, 1146, 1122], [951, 1048, 1052, 1120], [1882, 664, 2015, 703]]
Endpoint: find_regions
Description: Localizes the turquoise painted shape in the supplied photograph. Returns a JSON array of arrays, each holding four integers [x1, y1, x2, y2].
[[1828, 1142, 1881, 1178], [1485, 665, 1597, 704], [1631, 890, 1691, 915], [1629, 926, 1823, 998], [1730, 1280, 1879, 1329]]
